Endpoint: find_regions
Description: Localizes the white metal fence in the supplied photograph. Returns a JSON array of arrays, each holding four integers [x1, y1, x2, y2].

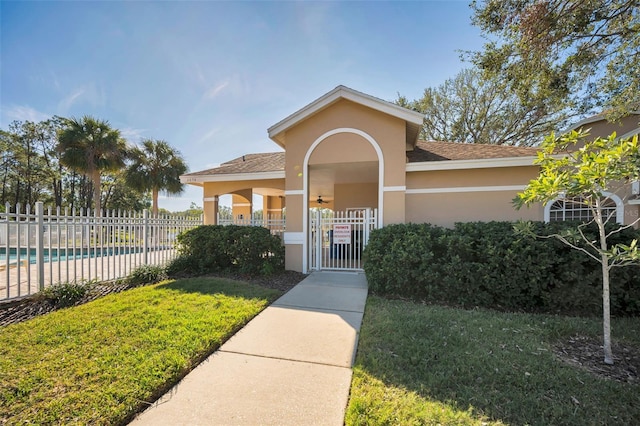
[[309, 208, 377, 271], [217, 213, 286, 238], [1, 202, 202, 301]]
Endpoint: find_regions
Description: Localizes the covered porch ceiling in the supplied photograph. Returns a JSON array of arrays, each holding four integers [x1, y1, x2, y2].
[[253, 187, 285, 197], [308, 161, 378, 202]]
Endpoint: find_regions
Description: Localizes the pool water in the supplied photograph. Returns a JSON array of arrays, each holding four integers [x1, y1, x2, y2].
[[0, 247, 143, 264]]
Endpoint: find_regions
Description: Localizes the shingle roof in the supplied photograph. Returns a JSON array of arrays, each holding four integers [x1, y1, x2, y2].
[[407, 141, 538, 162], [182, 152, 285, 176], [183, 141, 539, 178]]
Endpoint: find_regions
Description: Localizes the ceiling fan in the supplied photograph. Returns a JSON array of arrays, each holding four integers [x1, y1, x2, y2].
[[317, 195, 326, 205]]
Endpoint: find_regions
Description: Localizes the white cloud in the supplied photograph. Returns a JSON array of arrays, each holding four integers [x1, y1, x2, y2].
[[57, 83, 106, 114], [1, 105, 51, 125], [193, 62, 208, 86], [196, 127, 221, 144], [120, 127, 147, 142], [203, 80, 230, 99], [58, 88, 86, 112]]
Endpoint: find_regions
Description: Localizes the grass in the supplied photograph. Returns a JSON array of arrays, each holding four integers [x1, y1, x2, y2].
[[346, 296, 640, 426], [0, 277, 281, 425]]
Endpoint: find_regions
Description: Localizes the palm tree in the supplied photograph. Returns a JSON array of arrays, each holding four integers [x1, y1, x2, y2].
[[125, 139, 188, 216], [57, 116, 128, 214]]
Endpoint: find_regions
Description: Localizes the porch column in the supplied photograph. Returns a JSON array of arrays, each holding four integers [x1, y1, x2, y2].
[[232, 189, 253, 220], [282, 191, 304, 272], [203, 196, 219, 225], [263, 195, 285, 219]]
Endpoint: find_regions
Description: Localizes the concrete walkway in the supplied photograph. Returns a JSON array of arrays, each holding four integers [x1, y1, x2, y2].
[[130, 271, 368, 426]]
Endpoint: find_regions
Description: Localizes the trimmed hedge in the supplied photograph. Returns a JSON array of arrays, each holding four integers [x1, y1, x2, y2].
[[167, 225, 284, 276], [363, 221, 640, 317]]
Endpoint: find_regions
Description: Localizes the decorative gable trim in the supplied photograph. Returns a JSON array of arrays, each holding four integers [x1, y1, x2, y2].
[[267, 85, 424, 146]]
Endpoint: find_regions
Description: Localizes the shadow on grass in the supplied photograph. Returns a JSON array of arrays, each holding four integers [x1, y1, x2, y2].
[[349, 296, 640, 426], [154, 277, 282, 300]]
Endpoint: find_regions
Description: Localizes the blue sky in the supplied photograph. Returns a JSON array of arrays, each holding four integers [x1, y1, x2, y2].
[[1, 0, 485, 211]]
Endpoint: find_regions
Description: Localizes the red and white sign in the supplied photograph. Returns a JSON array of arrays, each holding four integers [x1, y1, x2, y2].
[[333, 224, 351, 244]]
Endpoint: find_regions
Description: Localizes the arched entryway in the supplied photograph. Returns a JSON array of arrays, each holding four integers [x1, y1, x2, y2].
[[303, 128, 382, 271]]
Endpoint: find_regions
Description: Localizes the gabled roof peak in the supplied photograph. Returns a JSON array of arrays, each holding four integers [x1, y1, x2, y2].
[[267, 85, 424, 147]]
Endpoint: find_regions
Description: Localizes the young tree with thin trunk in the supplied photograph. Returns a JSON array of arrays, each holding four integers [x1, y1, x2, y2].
[[515, 130, 640, 364], [57, 116, 128, 214], [125, 139, 187, 216]]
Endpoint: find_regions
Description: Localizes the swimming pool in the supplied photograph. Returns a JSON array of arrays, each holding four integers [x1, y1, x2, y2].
[[0, 247, 144, 264]]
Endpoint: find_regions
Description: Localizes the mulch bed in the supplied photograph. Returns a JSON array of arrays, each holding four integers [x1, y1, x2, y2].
[[553, 335, 640, 385], [0, 271, 307, 328]]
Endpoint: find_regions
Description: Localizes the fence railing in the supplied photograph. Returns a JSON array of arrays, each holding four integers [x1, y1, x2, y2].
[[1, 202, 202, 301], [217, 213, 286, 238], [309, 208, 377, 271]]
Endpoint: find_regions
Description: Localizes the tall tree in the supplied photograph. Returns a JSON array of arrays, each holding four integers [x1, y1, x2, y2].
[[125, 139, 188, 216], [398, 68, 566, 146], [0, 129, 15, 206], [35, 117, 66, 208], [57, 116, 128, 214], [515, 130, 640, 364], [3, 120, 55, 206], [471, 0, 640, 120], [101, 170, 151, 212]]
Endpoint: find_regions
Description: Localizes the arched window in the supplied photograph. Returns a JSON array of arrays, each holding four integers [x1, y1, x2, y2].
[[545, 193, 624, 224]]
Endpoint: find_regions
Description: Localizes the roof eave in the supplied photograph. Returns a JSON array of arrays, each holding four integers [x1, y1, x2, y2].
[[181, 170, 285, 185], [406, 156, 539, 172], [565, 111, 640, 133], [619, 127, 640, 140]]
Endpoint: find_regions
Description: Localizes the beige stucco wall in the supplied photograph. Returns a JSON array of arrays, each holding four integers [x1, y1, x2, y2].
[[406, 191, 543, 228], [383, 191, 406, 224], [606, 183, 640, 226], [406, 166, 538, 189], [405, 165, 543, 227], [285, 244, 303, 272], [285, 194, 304, 232], [626, 204, 640, 226], [308, 132, 379, 165], [334, 183, 377, 211], [283, 99, 406, 192], [574, 114, 639, 141]]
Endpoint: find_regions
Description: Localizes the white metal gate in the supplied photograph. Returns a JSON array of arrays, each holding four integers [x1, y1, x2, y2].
[[309, 208, 377, 271]]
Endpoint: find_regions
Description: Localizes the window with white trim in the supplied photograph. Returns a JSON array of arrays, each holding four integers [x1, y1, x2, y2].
[[547, 197, 619, 223]]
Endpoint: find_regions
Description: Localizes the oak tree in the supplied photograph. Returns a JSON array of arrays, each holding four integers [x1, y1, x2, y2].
[[471, 0, 640, 119]]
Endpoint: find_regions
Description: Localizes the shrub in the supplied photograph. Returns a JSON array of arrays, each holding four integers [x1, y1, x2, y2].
[[40, 280, 96, 308], [126, 264, 167, 286], [174, 225, 233, 273], [166, 255, 197, 278], [169, 225, 284, 276], [363, 221, 640, 317], [226, 226, 285, 275]]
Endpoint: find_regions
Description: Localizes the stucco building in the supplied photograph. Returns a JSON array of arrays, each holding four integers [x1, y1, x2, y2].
[[181, 86, 640, 273]]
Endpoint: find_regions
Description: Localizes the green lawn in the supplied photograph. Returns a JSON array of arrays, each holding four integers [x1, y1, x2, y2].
[[346, 296, 640, 426], [0, 277, 281, 425]]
